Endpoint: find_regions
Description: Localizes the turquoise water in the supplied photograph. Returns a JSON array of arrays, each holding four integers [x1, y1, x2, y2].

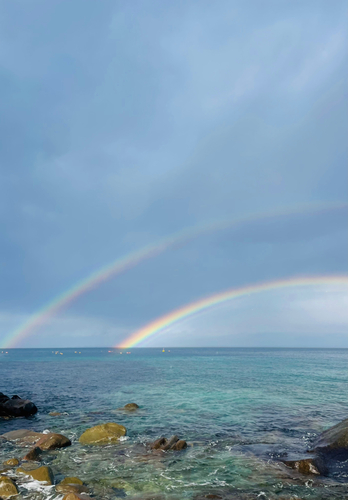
[[0, 348, 347, 499]]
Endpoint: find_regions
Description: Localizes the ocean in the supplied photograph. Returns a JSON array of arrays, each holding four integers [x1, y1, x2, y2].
[[0, 348, 347, 499]]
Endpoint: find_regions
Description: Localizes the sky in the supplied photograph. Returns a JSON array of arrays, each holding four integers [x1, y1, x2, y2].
[[0, 0, 347, 348]]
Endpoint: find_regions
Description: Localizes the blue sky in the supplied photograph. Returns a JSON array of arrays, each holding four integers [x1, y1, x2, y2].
[[0, 0, 347, 347]]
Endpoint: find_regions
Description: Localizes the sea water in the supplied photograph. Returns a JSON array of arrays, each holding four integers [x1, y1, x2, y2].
[[0, 348, 347, 499]]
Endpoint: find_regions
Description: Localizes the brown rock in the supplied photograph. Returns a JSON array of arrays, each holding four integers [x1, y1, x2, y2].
[[59, 477, 83, 486], [2, 458, 19, 467], [56, 484, 88, 495], [35, 432, 71, 450], [49, 412, 62, 416], [150, 437, 166, 450], [0, 476, 19, 498], [123, 403, 139, 411], [283, 457, 327, 475], [79, 422, 126, 445], [171, 439, 187, 451], [23, 447, 41, 461], [17, 465, 54, 484], [161, 435, 179, 451]]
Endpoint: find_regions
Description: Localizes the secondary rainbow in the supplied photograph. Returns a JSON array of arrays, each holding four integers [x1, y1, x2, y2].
[[116, 274, 348, 348], [2, 202, 346, 348]]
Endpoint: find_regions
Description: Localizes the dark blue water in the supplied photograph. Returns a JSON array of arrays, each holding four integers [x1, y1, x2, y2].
[[1, 348, 347, 499]]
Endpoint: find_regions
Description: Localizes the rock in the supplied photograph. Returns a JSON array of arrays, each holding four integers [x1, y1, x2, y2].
[[49, 411, 62, 416], [149, 435, 187, 452], [0, 392, 37, 418], [283, 457, 327, 475], [59, 477, 83, 486], [171, 439, 187, 450], [0, 476, 18, 498], [35, 432, 71, 450], [17, 465, 54, 484], [1, 429, 71, 450], [2, 458, 19, 467], [122, 403, 139, 411], [310, 418, 348, 453], [150, 437, 167, 450], [23, 446, 42, 461], [79, 422, 126, 445], [57, 477, 89, 495]]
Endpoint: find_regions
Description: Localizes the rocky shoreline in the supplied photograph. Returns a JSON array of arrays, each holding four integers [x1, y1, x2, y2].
[[0, 393, 347, 499]]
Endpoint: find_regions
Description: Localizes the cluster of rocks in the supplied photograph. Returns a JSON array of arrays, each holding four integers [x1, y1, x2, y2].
[[0, 393, 37, 418], [150, 435, 188, 451], [0, 400, 190, 499]]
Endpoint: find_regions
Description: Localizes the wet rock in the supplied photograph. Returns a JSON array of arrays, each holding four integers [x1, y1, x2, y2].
[[17, 464, 54, 484], [0, 476, 18, 498], [149, 435, 187, 451], [171, 439, 187, 450], [79, 422, 126, 444], [310, 417, 348, 454], [59, 477, 84, 486], [23, 446, 42, 461], [150, 437, 167, 450], [0, 392, 37, 418], [2, 458, 19, 467], [122, 403, 139, 411], [56, 483, 89, 495], [49, 411, 62, 416], [35, 432, 71, 450], [1, 429, 71, 450], [283, 457, 327, 475]]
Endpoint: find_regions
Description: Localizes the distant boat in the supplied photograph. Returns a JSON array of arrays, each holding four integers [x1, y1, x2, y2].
[[162, 349, 165, 352]]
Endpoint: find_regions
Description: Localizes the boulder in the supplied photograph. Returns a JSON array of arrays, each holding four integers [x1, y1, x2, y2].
[[2, 458, 19, 467], [58, 477, 83, 486], [172, 439, 188, 451], [17, 465, 54, 484], [0, 392, 37, 418], [1, 429, 71, 450], [310, 418, 348, 454], [79, 422, 126, 445], [35, 432, 71, 450], [0, 476, 18, 498]]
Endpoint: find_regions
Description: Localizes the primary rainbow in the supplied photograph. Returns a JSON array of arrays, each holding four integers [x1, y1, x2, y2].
[[116, 274, 348, 348], [2, 202, 346, 348]]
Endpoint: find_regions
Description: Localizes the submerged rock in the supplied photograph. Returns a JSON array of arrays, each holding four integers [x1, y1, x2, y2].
[[2, 458, 19, 467], [17, 464, 54, 484], [0, 392, 37, 418], [1, 429, 71, 450], [122, 403, 139, 411], [79, 422, 126, 444], [62, 494, 92, 500], [310, 417, 348, 454], [0, 476, 18, 498]]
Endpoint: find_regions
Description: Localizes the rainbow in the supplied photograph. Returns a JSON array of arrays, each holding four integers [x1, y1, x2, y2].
[[116, 275, 348, 348], [1, 202, 346, 348]]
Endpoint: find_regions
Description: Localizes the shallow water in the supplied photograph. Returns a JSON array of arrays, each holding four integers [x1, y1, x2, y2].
[[0, 348, 347, 499]]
